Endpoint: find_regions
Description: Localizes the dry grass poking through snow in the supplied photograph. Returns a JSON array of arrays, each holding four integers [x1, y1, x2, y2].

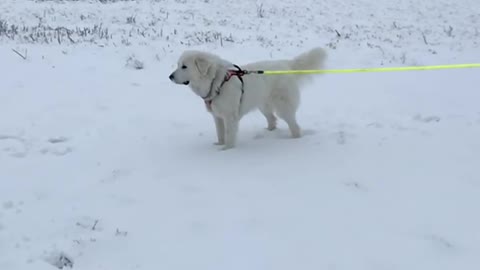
[[1, 0, 479, 65]]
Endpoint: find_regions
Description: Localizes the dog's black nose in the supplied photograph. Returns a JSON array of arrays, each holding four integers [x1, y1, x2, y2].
[[169, 73, 174, 80]]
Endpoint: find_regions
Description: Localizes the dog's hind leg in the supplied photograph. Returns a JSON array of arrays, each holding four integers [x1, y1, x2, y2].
[[274, 89, 301, 138], [259, 103, 277, 131], [213, 116, 225, 145], [277, 107, 301, 138]]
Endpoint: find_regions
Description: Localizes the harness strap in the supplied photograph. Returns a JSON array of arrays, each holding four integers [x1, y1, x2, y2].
[[204, 64, 245, 110]]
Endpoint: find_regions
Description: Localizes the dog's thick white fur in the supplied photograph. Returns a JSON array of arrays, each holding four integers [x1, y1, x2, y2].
[[169, 47, 327, 150]]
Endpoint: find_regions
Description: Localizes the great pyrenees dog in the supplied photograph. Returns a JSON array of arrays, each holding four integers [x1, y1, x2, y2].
[[169, 47, 326, 150]]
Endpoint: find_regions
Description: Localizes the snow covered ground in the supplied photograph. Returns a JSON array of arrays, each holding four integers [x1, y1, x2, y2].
[[1, 0, 480, 269]]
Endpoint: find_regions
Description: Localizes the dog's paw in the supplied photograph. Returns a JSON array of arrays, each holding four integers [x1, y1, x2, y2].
[[220, 145, 234, 151], [291, 132, 302, 138], [213, 141, 225, 146], [290, 128, 302, 138]]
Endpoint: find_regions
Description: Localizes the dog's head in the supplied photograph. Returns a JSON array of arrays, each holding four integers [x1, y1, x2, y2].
[[169, 51, 216, 86], [169, 51, 233, 99]]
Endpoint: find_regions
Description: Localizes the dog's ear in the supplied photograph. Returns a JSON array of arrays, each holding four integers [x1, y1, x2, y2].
[[194, 56, 212, 77]]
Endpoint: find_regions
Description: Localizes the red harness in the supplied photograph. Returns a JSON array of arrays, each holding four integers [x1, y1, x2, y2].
[[204, 65, 246, 111]]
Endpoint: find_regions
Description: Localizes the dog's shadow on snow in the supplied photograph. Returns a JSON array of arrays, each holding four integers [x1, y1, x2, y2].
[[251, 128, 317, 140], [184, 127, 319, 154]]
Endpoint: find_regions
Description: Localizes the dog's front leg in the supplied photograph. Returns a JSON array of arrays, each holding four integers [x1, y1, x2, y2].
[[222, 116, 239, 150], [213, 116, 225, 145]]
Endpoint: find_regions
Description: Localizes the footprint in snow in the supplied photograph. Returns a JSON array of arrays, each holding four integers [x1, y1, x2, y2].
[[131, 82, 141, 87], [413, 114, 441, 123], [366, 122, 384, 128], [40, 136, 73, 156], [332, 130, 355, 145], [44, 251, 74, 269], [336, 131, 346, 145], [344, 181, 368, 191], [48, 136, 69, 144], [2, 201, 15, 210], [100, 168, 131, 183], [0, 134, 29, 158]]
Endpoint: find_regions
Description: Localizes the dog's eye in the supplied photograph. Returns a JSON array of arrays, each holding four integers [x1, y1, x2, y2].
[[181, 65, 187, 69]]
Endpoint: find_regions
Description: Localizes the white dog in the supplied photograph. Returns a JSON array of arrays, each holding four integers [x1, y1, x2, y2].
[[169, 47, 326, 150]]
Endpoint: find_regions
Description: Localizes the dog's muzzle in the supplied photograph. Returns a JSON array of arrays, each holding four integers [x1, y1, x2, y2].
[[169, 73, 189, 85]]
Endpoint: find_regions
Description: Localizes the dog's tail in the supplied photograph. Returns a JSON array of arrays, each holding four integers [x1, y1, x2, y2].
[[289, 47, 327, 83], [290, 47, 327, 71]]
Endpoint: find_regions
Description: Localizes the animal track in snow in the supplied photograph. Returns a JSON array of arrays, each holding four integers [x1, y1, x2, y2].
[[0, 134, 29, 158], [344, 181, 369, 191], [331, 130, 355, 145], [47, 136, 69, 144], [2, 200, 15, 210], [100, 169, 131, 183], [40, 136, 73, 156], [44, 251, 74, 269], [413, 114, 441, 123], [367, 122, 384, 128], [336, 131, 347, 145]]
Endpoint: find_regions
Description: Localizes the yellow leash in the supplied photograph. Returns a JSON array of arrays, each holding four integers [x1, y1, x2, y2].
[[244, 63, 480, 75]]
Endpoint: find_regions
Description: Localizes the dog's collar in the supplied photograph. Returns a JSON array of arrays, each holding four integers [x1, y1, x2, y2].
[[202, 65, 245, 108]]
